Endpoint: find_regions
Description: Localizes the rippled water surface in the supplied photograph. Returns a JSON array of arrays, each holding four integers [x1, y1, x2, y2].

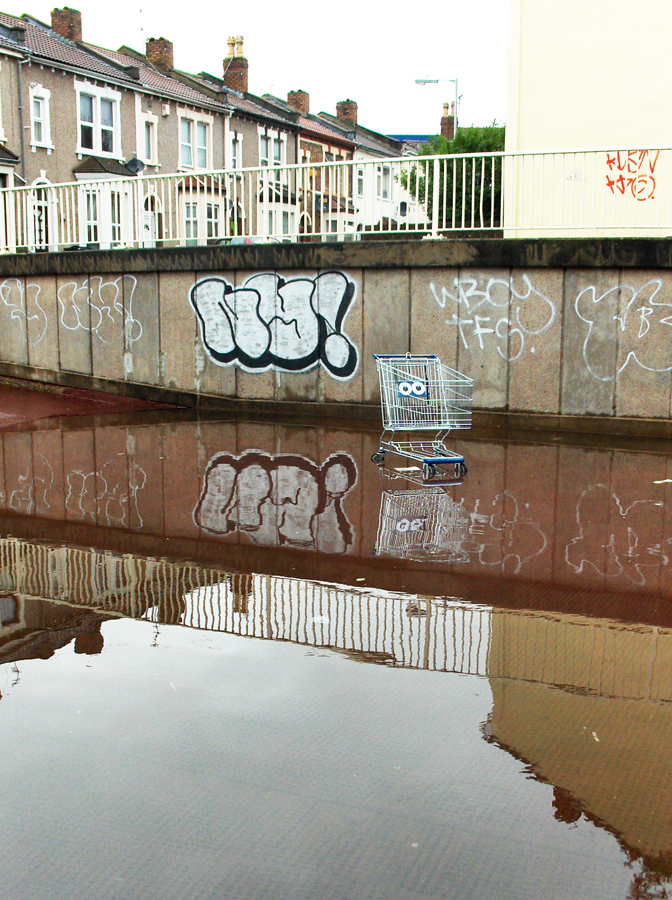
[[0, 411, 671, 900]]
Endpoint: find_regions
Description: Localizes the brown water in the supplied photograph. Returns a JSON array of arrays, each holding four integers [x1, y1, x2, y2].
[[0, 410, 671, 900]]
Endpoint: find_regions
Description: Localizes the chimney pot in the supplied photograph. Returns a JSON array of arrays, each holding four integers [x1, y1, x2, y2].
[[146, 37, 174, 70], [51, 6, 82, 42], [287, 89, 309, 115], [336, 99, 358, 128], [223, 36, 248, 93]]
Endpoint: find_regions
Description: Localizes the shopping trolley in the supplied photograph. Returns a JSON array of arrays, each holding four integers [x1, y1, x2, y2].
[[372, 354, 473, 478], [374, 487, 470, 562]]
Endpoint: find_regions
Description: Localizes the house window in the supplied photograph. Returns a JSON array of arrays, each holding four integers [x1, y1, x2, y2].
[[181, 119, 193, 168], [185, 202, 198, 240], [75, 81, 121, 157], [30, 84, 52, 150], [196, 123, 208, 168], [376, 164, 391, 200], [144, 121, 154, 163], [110, 190, 121, 245], [231, 132, 241, 168], [273, 139, 282, 166], [357, 167, 364, 198], [85, 190, 98, 243], [207, 203, 220, 238], [260, 135, 270, 166], [179, 112, 212, 169]]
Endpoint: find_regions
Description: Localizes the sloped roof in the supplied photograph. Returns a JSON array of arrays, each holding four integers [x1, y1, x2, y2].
[[0, 141, 19, 165], [91, 46, 230, 111], [261, 94, 355, 147], [0, 11, 136, 82], [192, 73, 298, 127], [73, 156, 137, 176], [318, 112, 408, 158]]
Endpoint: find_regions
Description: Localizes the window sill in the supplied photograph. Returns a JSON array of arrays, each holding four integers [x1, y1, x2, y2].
[[76, 149, 124, 162], [30, 143, 55, 154]]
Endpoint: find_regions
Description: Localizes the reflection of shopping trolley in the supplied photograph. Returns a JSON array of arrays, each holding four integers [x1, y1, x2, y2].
[[372, 354, 473, 478], [375, 487, 469, 562]]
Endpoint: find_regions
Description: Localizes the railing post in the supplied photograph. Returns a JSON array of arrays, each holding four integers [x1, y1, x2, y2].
[[431, 157, 440, 238]]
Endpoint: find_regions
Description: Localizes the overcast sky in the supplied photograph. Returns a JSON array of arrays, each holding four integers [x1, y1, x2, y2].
[[22, 0, 509, 135]]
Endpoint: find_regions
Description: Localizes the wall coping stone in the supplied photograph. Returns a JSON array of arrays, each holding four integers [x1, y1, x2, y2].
[[2, 237, 672, 277]]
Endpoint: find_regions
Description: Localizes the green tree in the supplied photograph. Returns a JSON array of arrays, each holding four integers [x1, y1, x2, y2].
[[402, 124, 505, 230]]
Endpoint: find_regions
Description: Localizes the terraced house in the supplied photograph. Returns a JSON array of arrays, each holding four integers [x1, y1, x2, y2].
[[0, 6, 420, 249], [0, 7, 299, 247]]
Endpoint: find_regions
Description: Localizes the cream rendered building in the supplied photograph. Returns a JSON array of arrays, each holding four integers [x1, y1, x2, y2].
[[505, 0, 672, 236]]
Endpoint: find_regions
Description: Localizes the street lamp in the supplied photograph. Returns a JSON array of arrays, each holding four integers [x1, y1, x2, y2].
[[415, 78, 459, 136]]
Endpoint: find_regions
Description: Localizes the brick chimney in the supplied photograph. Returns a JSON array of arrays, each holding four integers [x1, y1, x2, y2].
[[336, 99, 357, 129], [223, 36, 248, 94], [287, 90, 309, 115], [440, 102, 455, 141], [51, 7, 82, 42], [146, 37, 174, 71]]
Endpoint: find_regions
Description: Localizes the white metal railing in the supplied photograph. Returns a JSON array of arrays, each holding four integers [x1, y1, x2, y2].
[[1, 146, 671, 253]]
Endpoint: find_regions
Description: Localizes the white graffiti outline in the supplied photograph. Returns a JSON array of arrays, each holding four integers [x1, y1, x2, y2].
[[430, 273, 556, 361], [566, 484, 669, 586], [57, 275, 143, 345], [0, 278, 48, 345], [458, 491, 548, 574], [65, 460, 147, 527], [575, 279, 672, 382]]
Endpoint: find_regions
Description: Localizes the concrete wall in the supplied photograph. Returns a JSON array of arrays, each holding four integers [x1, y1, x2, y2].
[[506, 1, 672, 238], [1, 240, 672, 429], [507, 0, 672, 154]]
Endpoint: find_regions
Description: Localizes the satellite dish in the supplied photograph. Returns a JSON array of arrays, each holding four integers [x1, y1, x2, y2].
[[126, 157, 145, 175]]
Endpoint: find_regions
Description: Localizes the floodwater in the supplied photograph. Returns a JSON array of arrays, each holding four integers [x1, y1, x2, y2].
[[1, 405, 671, 900]]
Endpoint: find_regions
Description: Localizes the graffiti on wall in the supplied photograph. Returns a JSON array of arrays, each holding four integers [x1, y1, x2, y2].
[[430, 274, 556, 361], [190, 271, 358, 378], [0, 279, 48, 344], [58, 275, 143, 345], [606, 150, 659, 201], [194, 450, 358, 554], [575, 279, 672, 380]]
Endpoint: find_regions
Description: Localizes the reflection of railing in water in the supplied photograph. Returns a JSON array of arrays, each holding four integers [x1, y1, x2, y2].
[[2, 535, 672, 699], [0, 536, 489, 675]]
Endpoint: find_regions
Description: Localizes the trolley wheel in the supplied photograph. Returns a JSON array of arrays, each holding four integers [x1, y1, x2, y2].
[[454, 462, 468, 477], [371, 451, 385, 466], [423, 463, 437, 478]]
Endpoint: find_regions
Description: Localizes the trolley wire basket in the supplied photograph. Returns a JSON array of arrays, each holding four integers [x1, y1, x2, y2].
[[372, 354, 473, 478], [374, 487, 470, 562]]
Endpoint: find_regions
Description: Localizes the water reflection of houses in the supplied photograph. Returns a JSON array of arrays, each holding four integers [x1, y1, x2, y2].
[[485, 609, 672, 898]]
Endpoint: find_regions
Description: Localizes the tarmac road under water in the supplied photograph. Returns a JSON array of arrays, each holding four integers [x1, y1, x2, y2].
[[0, 402, 670, 900]]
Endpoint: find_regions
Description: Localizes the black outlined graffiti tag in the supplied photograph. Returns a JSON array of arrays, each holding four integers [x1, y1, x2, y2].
[[194, 451, 358, 554], [189, 271, 358, 378]]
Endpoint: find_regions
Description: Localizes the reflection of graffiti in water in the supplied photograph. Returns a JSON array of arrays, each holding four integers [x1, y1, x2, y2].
[[65, 462, 147, 527], [566, 484, 669, 586], [460, 492, 548, 574], [194, 451, 358, 554]]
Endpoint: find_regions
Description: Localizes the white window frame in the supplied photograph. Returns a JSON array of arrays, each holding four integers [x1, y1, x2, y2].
[[258, 126, 287, 170], [135, 96, 159, 166], [29, 83, 53, 152], [75, 79, 122, 158], [230, 129, 243, 169], [177, 108, 214, 171], [0, 62, 5, 143], [376, 163, 392, 201]]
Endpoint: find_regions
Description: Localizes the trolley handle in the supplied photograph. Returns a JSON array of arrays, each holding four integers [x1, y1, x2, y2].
[[373, 354, 439, 360]]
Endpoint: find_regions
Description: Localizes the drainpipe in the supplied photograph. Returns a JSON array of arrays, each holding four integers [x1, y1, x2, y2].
[[17, 55, 30, 184]]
